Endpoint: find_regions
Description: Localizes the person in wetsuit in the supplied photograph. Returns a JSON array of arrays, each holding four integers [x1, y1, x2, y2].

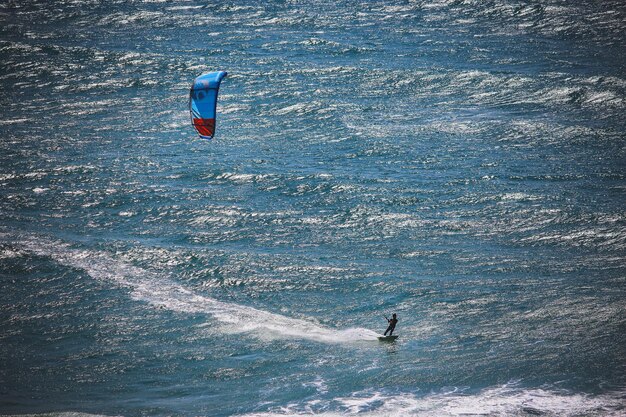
[[384, 313, 398, 336]]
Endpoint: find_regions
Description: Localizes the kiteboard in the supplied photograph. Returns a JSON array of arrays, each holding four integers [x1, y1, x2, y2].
[[377, 335, 399, 342]]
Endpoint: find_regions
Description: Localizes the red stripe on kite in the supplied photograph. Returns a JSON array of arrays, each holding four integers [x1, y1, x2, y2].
[[193, 118, 215, 137]]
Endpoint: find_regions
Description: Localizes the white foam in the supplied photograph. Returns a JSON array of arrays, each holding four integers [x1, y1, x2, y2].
[[0, 118, 28, 125], [302, 376, 329, 395], [19, 238, 379, 345], [236, 384, 626, 416]]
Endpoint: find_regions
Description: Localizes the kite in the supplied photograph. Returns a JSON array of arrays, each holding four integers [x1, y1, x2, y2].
[[189, 71, 227, 139]]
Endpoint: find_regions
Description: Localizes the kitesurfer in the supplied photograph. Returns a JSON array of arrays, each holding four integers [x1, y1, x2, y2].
[[384, 313, 398, 336]]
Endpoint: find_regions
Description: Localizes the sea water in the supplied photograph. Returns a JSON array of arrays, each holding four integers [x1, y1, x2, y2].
[[0, 1, 625, 416]]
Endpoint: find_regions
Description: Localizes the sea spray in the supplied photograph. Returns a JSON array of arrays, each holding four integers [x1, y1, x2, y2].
[[17, 236, 380, 345]]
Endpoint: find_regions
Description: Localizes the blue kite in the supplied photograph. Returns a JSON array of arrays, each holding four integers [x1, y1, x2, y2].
[[189, 71, 227, 139]]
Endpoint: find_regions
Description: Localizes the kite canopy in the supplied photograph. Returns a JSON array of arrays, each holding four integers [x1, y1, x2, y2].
[[189, 71, 227, 139]]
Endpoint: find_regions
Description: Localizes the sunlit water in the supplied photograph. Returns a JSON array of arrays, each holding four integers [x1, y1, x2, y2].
[[1, 1, 625, 416]]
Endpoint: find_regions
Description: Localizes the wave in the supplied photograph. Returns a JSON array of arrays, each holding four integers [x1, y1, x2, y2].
[[3, 386, 623, 417], [235, 384, 626, 417], [15, 236, 379, 345]]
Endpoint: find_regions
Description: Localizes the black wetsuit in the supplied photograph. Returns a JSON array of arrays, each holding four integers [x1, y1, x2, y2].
[[384, 317, 398, 336]]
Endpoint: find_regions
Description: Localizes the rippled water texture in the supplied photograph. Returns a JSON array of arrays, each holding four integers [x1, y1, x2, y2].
[[1, 1, 625, 416]]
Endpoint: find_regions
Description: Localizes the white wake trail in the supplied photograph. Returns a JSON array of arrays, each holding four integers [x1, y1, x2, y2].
[[19, 237, 380, 344]]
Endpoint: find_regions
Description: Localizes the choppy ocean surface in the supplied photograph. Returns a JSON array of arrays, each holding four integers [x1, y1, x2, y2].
[[1, 1, 625, 416]]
